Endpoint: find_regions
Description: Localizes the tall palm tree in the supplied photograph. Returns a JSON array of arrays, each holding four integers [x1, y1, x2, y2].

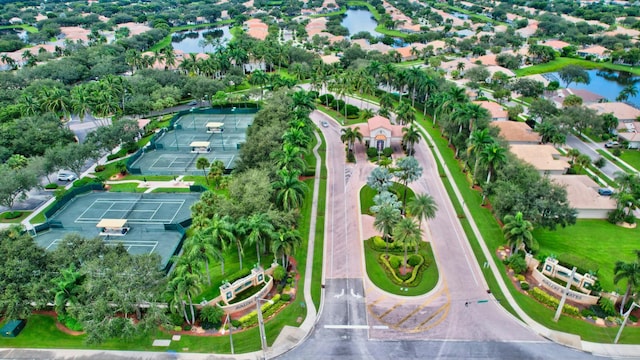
[[614, 260, 640, 315], [196, 158, 211, 184], [292, 90, 316, 114], [164, 277, 189, 324], [381, 63, 396, 92], [402, 125, 421, 156], [340, 127, 364, 152], [70, 85, 92, 122], [502, 212, 535, 254], [273, 168, 308, 211], [183, 230, 217, 285], [52, 265, 83, 316], [271, 143, 307, 172], [271, 228, 302, 269], [616, 84, 638, 102], [479, 143, 507, 184], [467, 129, 495, 183], [396, 102, 416, 125], [250, 70, 269, 101], [462, 103, 489, 136], [406, 194, 438, 254], [282, 127, 310, 149], [238, 213, 275, 264], [202, 214, 235, 275], [394, 156, 423, 211], [373, 204, 402, 258], [393, 217, 423, 273], [405, 66, 424, 107], [169, 272, 202, 325]]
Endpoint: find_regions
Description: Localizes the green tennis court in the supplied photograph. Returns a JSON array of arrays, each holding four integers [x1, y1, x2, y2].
[[130, 110, 254, 175], [33, 192, 200, 270]]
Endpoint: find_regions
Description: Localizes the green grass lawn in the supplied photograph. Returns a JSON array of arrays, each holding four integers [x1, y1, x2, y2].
[[618, 149, 640, 172], [106, 182, 145, 193], [0, 210, 32, 223], [364, 239, 439, 296], [515, 57, 640, 77], [533, 220, 639, 292], [151, 187, 191, 193], [311, 131, 327, 310], [0, 24, 38, 33], [359, 183, 416, 215], [316, 105, 366, 126], [30, 200, 57, 225]]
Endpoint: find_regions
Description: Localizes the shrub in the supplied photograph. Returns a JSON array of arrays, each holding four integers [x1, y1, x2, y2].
[[382, 147, 393, 157], [530, 288, 580, 316], [581, 308, 596, 318], [594, 157, 606, 169], [223, 267, 252, 285], [173, 325, 182, 331], [601, 133, 610, 141], [318, 94, 334, 105], [388, 256, 401, 269], [506, 255, 527, 274], [371, 236, 387, 250], [515, 274, 526, 282], [346, 151, 356, 163], [2, 211, 21, 219], [330, 99, 346, 111], [612, 148, 622, 157], [199, 305, 224, 329], [58, 314, 83, 331], [183, 325, 192, 331], [366, 147, 379, 159], [345, 104, 360, 117], [94, 165, 106, 172], [308, 90, 319, 99], [556, 253, 599, 275], [122, 141, 139, 154], [608, 208, 626, 224], [281, 293, 291, 301], [407, 254, 422, 267], [231, 319, 241, 328], [286, 277, 293, 284], [72, 177, 102, 188], [44, 183, 58, 190], [273, 265, 286, 282], [169, 312, 184, 326], [598, 297, 616, 317], [624, 214, 636, 224], [276, 284, 284, 292], [520, 281, 529, 290]]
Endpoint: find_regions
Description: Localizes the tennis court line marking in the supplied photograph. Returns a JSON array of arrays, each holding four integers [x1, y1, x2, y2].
[[75, 199, 184, 223], [76, 199, 118, 223], [168, 200, 186, 224]]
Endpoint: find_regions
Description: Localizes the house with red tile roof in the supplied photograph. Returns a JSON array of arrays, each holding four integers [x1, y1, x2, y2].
[[577, 45, 609, 60], [353, 116, 404, 149], [474, 101, 508, 121]]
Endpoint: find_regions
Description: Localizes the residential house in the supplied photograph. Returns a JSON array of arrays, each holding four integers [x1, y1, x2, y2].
[[491, 121, 541, 144], [548, 175, 616, 219], [510, 144, 570, 175], [550, 88, 605, 107], [617, 128, 640, 149], [577, 45, 609, 60], [474, 101, 509, 121], [540, 40, 571, 52], [588, 102, 640, 122], [354, 116, 403, 149]]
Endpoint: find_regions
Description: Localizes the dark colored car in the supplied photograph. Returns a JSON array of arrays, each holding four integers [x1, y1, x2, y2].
[[598, 188, 613, 196]]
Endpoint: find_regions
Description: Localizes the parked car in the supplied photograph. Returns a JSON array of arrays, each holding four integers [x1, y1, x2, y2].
[[187, 100, 197, 106], [605, 141, 620, 148], [598, 188, 613, 196], [321, 121, 329, 128], [57, 172, 77, 182]]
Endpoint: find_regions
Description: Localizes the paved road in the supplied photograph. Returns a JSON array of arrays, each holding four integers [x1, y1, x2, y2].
[[280, 109, 599, 359], [565, 134, 627, 180]]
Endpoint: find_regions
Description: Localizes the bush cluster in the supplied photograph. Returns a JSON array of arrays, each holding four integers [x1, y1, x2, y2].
[[504, 254, 527, 274], [58, 314, 83, 331], [379, 253, 425, 286], [94, 165, 106, 172], [44, 183, 58, 190], [529, 288, 580, 316], [72, 177, 103, 188], [238, 294, 282, 328], [520, 281, 529, 290], [222, 267, 252, 285]]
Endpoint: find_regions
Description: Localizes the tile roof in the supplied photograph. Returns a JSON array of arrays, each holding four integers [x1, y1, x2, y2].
[[509, 144, 570, 172], [548, 175, 616, 210], [491, 121, 541, 143]]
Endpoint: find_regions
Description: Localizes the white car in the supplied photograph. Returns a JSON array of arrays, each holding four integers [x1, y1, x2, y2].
[[57, 172, 77, 182], [321, 121, 329, 128]]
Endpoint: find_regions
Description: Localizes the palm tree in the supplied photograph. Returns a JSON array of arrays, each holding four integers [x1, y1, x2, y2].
[[238, 213, 275, 264], [406, 194, 438, 254], [70, 85, 92, 122], [361, 108, 375, 120], [52, 265, 83, 316], [394, 156, 423, 211], [381, 63, 396, 92], [575, 154, 591, 173], [396, 102, 416, 125], [272, 143, 307, 172], [616, 85, 638, 102], [292, 90, 316, 114], [250, 70, 269, 101], [393, 217, 422, 273], [373, 204, 402, 258], [479, 143, 507, 184], [567, 148, 581, 164], [273, 169, 308, 210], [202, 214, 236, 275], [340, 127, 364, 152], [271, 228, 302, 269], [183, 230, 217, 285], [614, 260, 640, 315], [405, 66, 424, 107], [462, 103, 489, 136], [164, 277, 189, 324], [282, 128, 310, 149], [169, 272, 202, 325], [502, 212, 535, 255], [402, 125, 421, 156], [196, 158, 210, 184], [466, 129, 495, 183], [208, 160, 225, 189]]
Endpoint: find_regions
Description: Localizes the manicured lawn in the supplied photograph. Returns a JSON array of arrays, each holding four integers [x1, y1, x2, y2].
[[30, 201, 57, 225], [364, 240, 439, 296], [106, 182, 145, 193], [311, 131, 327, 311], [359, 183, 416, 215], [0, 24, 38, 33], [618, 149, 640, 172], [316, 105, 365, 126], [151, 187, 191, 193], [0, 210, 32, 223], [515, 57, 640, 77], [533, 220, 639, 292]]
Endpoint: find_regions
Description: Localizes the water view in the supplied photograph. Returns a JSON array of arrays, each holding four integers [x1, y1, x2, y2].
[[171, 26, 232, 53], [548, 69, 640, 108], [341, 9, 382, 38]]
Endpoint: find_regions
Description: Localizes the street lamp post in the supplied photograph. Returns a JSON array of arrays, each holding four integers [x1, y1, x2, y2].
[[220, 313, 234, 354], [256, 297, 274, 360], [615, 302, 640, 344]]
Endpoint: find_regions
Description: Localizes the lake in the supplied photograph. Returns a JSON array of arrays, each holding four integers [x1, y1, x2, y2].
[[341, 9, 382, 38], [171, 26, 232, 53], [548, 69, 640, 108]]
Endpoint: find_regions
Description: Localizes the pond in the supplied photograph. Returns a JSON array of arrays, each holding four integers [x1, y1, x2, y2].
[[341, 9, 382, 38], [547, 69, 640, 108], [170, 26, 232, 53]]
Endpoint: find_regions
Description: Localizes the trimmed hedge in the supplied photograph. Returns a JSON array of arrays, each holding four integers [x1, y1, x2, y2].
[[44, 183, 58, 190], [58, 314, 83, 331], [529, 287, 580, 316], [379, 253, 425, 285], [238, 294, 282, 328], [222, 267, 252, 286]]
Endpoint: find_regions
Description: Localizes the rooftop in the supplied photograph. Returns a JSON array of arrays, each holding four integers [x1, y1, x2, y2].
[[491, 121, 541, 143], [509, 144, 570, 172], [548, 175, 616, 210], [587, 102, 640, 120]]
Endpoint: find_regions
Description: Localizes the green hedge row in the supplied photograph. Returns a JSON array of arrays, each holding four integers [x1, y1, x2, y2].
[[379, 253, 425, 285], [238, 294, 283, 328], [529, 287, 580, 317]]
